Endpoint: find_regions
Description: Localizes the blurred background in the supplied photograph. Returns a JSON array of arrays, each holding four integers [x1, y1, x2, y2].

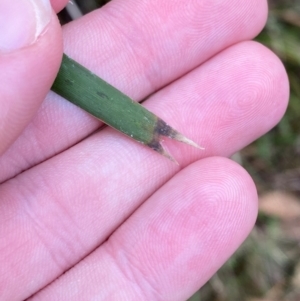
[[59, 1, 300, 300]]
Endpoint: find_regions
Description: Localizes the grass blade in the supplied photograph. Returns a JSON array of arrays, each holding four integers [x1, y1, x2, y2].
[[51, 54, 203, 161]]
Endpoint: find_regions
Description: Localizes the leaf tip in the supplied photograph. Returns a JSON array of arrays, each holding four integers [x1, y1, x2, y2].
[[170, 131, 205, 150], [155, 118, 204, 150], [147, 139, 179, 164]]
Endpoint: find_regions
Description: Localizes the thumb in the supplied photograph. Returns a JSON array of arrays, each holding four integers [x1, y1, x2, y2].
[[0, 0, 63, 155]]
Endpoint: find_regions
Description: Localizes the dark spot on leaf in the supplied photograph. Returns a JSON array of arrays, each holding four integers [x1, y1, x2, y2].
[[97, 91, 109, 99], [154, 118, 176, 137], [147, 138, 163, 152]]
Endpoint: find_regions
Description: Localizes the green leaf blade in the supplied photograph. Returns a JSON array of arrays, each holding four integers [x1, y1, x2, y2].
[[51, 54, 202, 161]]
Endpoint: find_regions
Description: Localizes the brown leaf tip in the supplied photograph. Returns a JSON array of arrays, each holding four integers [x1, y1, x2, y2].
[[155, 118, 204, 150], [147, 139, 178, 164]]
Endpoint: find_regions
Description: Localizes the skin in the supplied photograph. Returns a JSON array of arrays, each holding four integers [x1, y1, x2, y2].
[[0, 0, 289, 300]]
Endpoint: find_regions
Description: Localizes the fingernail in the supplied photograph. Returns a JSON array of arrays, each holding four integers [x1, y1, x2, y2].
[[0, 0, 52, 53]]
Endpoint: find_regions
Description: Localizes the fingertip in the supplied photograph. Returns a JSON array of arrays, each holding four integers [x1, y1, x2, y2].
[[253, 41, 290, 119], [232, 41, 290, 129], [106, 156, 258, 300], [194, 156, 258, 223], [154, 156, 258, 298], [50, 0, 69, 13], [175, 156, 259, 240]]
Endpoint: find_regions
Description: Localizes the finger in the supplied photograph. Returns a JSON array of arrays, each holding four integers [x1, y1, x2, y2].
[[29, 158, 258, 301], [0, 0, 268, 182], [51, 0, 69, 13], [0, 41, 288, 300], [0, 1, 63, 156]]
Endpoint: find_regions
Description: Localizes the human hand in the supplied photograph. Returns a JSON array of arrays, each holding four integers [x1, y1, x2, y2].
[[0, 0, 289, 300]]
